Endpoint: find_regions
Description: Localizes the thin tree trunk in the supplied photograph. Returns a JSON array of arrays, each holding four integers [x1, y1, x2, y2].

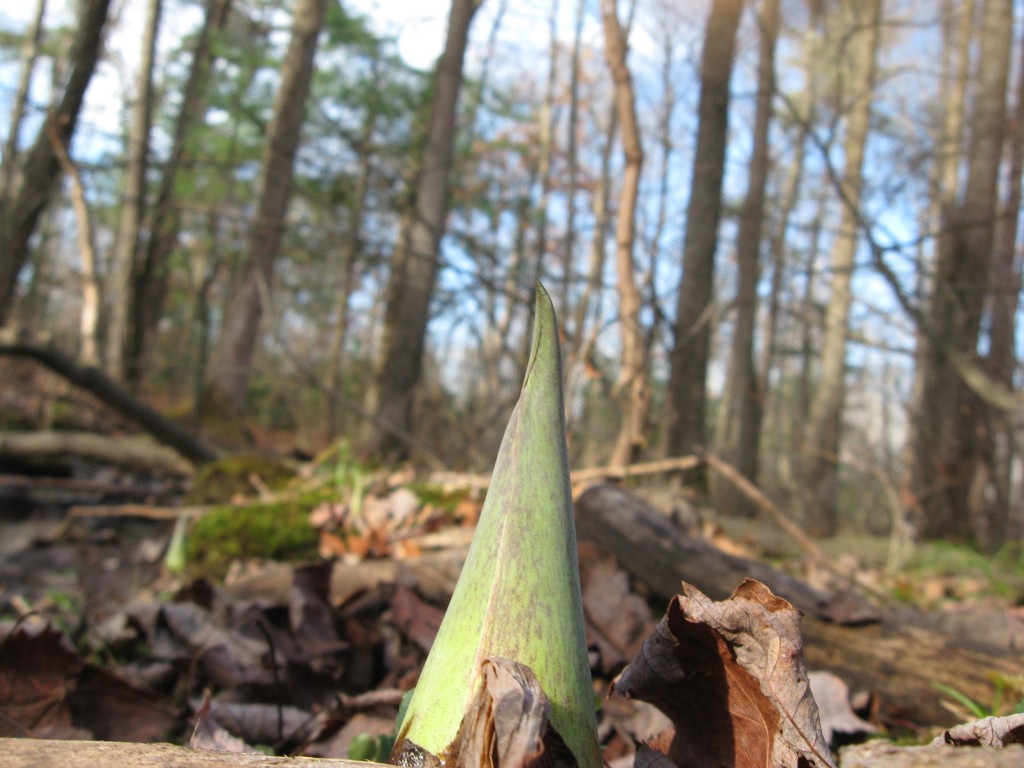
[[563, 0, 585, 346], [797, 0, 882, 535], [47, 123, 101, 366], [601, 0, 648, 467], [713, 0, 779, 517], [0, 0, 111, 325], [326, 101, 380, 443], [127, 0, 232, 386], [107, 0, 162, 380], [571, 103, 617, 363], [899, 0, 973, 548], [663, 0, 744, 461], [0, 0, 47, 202], [360, 0, 482, 458], [906, 0, 1013, 542], [205, 0, 328, 405], [537, 0, 559, 306]]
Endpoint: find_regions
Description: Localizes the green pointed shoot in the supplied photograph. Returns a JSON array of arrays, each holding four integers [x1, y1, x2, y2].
[[393, 285, 600, 768]]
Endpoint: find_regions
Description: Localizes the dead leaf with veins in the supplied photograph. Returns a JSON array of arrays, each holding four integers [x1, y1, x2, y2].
[[612, 579, 835, 768], [932, 712, 1024, 748]]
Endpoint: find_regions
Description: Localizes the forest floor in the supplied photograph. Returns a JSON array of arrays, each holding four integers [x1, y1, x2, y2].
[[0, 363, 1023, 765], [1, 455, 1023, 763]]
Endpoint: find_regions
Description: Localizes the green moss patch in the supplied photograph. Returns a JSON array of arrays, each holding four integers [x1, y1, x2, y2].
[[186, 455, 295, 504], [185, 496, 321, 578]]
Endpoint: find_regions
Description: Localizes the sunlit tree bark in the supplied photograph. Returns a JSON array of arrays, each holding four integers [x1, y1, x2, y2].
[[48, 124, 101, 366], [601, 0, 648, 467]]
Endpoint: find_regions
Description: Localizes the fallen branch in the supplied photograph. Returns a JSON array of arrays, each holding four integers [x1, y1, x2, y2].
[[0, 329, 217, 464], [0, 430, 195, 477], [69, 503, 206, 520], [704, 452, 893, 604], [570, 455, 703, 487]]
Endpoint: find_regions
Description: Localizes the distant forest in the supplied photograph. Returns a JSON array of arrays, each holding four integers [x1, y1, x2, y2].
[[0, 0, 1021, 550]]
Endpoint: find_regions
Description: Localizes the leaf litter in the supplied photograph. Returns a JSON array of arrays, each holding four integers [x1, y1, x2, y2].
[[2, 471, 1022, 765]]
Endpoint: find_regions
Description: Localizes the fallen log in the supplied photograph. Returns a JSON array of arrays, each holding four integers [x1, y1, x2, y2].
[[0, 738, 379, 767], [574, 483, 1024, 728], [0, 430, 195, 477], [0, 330, 217, 464]]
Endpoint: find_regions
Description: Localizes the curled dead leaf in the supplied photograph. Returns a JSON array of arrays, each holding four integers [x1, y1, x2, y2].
[[612, 579, 835, 768]]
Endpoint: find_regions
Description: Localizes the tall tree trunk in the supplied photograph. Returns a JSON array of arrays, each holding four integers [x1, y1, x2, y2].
[[797, 0, 882, 535], [601, 0, 648, 467], [0, 0, 47, 202], [0, 0, 111, 325], [107, 0, 162, 380], [47, 124, 101, 366], [360, 0, 482, 458], [899, 0, 973, 549], [663, 0, 743, 461], [713, 0, 779, 517], [905, 0, 1013, 543], [983, 26, 1024, 545], [205, 0, 329, 405], [127, 0, 233, 386], [563, 0, 585, 348]]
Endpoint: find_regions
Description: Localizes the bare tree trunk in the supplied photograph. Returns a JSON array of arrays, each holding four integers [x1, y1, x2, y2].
[[107, 0, 162, 380], [536, 0, 559, 307], [360, 0, 482, 458], [0, 0, 111, 325], [205, 0, 328, 405], [980, 24, 1024, 547], [797, 0, 882, 535], [47, 124, 102, 366], [0, 0, 47, 201], [898, 0, 974, 552], [712, 0, 779, 517], [663, 0, 743, 461], [906, 0, 1013, 542], [563, 0, 585, 346], [127, 0, 232, 386], [600, 0, 648, 467], [326, 101, 380, 443], [571, 104, 617, 365]]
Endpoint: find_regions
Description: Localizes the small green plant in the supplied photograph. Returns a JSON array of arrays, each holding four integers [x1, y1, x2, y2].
[[347, 733, 395, 762], [392, 286, 601, 768], [933, 676, 1024, 719]]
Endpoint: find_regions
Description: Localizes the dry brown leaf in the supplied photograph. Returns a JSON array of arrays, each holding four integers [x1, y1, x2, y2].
[[807, 671, 877, 745], [453, 657, 576, 768], [0, 624, 87, 738], [612, 579, 835, 768], [579, 543, 655, 673], [932, 712, 1024, 748]]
